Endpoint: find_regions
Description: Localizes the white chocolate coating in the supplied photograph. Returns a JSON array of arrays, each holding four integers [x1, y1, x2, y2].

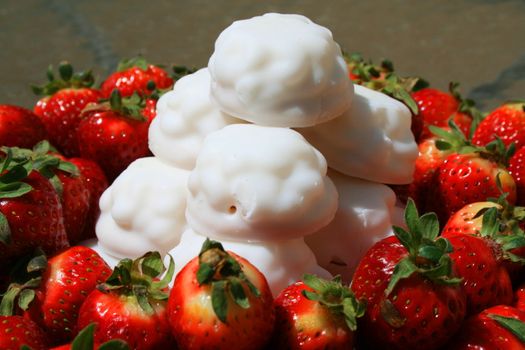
[[299, 85, 418, 184], [149, 68, 242, 170], [96, 157, 190, 259], [208, 13, 353, 127], [305, 170, 396, 282], [185, 124, 338, 241], [170, 229, 331, 296]]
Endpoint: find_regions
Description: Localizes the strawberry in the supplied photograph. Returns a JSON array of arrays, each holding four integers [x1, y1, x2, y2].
[[76, 91, 156, 181], [0, 151, 68, 263], [509, 146, 525, 206], [446, 234, 513, 315], [441, 199, 525, 284], [411, 83, 475, 142], [77, 252, 176, 350], [168, 239, 275, 350], [0, 315, 48, 350], [473, 101, 525, 150], [49, 323, 129, 350], [451, 305, 525, 349], [515, 284, 525, 312], [0, 246, 111, 345], [68, 158, 108, 240], [271, 274, 365, 350], [33, 62, 101, 157], [351, 199, 466, 350], [0, 104, 47, 148], [100, 57, 173, 98]]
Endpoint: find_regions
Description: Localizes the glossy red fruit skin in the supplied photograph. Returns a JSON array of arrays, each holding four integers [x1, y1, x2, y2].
[[515, 284, 525, 312], [430, 153, 516, 225], [0, 315, 48, 350], [472, 103, 525, 150], [445, 234, 513, 315], [168, 252, 275, 350], [76, 99, 156, 181], [34, 88, 101, 157], [100, 65, 173, 98], [0, 104, 47, 148], [77, 289, 175, 350], [450, 305, 525, 349], [272, 281, 355, 350], [25, 246, 111, 344], [69, 158, 108, 240], [508, 146, 525, 206], [0, 171, 69, 262], [351, 236, 466, 350]]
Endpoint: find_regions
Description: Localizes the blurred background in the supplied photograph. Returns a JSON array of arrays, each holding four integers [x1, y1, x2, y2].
[[1, 0, 524, 111]]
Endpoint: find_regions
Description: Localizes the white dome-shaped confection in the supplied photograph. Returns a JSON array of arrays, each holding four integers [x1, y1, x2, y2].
[[305, 170, 397, 282], [96, 157, 190, 259], [208, 13, 353, 127], [149, 68, 242, 170], [186, 124, 338, 241], [299, 85, 418, 184], [170, 229, 331, 296]]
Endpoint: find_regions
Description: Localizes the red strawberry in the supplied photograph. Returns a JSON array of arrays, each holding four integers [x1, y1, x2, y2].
[[446, 234, 513, 315], [509, 146, 525, 206], [0, 152, 68, 263], [33, 62, 101, 157], [77, 91, 156, 181], [49, 323, 129, 350], [351, 200, 466, 350], [0, 315, 48, 350], [100, 57, 173, 98], [1, 246, 111, 345], [68, 158, 108, 240], [451, 305, 525, 349], [271, 274, 364, 350], [77, 252, 176, 350], [411, 83, 474, 142], [515, 284, 525, 312], [168, 239, 275, 350], [0, 105, 47, 148], [473, 102, 525, 150], [441, 200, 525, 284]]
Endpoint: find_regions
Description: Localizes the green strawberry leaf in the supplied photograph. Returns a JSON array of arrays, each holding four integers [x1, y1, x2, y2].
[[419, 212, 440, 240], [58, 61, 73, 81], [0, 163, 29, 184], [211, 280, 228, 323], [197, 262, 215, 285], [229, 277, 250, 309], [17, 289, 35, 310], [133, 284, 154, 315], [418, 245, 444, 263], [385, 257, 417, 296], [99, 340, 131, 350], [152, 254, 175, 291], [140, 251, 164, 279], [0, 285, 21, 316], [70, 323, 96, 350], [489, 314, 525, 344], [0, 212, 11, 245], [0, 182, 33, 199]]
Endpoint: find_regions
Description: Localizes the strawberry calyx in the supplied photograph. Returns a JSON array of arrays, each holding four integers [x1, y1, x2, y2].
[[196, 238, 261, 323], [301, 274, 365, 331], [116, 56, 151, 72], [32, 61, 95, 96], [0, 248, 47, 316], [97, 251, 174, 316], [449, 82, 485, 137], [83, 90, 148, 122], [172, 64, 198, 81], [386, 199, 462, 296], [488, 314, 525, 344], [66, 323, 130, 350]]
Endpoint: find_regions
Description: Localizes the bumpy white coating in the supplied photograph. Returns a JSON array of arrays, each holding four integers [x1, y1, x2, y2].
[[208, 13, 353, 127], [185, 124, 338, 240], [96, 157, 190, 259], [299, 85, 418, 184], [149, 68, 242, 170], [305, 170, 397, 282], [170, 229, 331, 296]]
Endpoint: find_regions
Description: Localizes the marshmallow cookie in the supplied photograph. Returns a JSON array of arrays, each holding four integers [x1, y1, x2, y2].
[[208, 13, 353, 127], [95, 157, 189, 264], [149, 68, 242, 170], [299, 85, 418, 184], [185, 124, 338, 241], [170, 229, 331, 296], [305, 170, 398, 282]]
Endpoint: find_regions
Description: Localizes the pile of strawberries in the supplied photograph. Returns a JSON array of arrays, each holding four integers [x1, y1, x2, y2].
[[0, 54, 524, 350]]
